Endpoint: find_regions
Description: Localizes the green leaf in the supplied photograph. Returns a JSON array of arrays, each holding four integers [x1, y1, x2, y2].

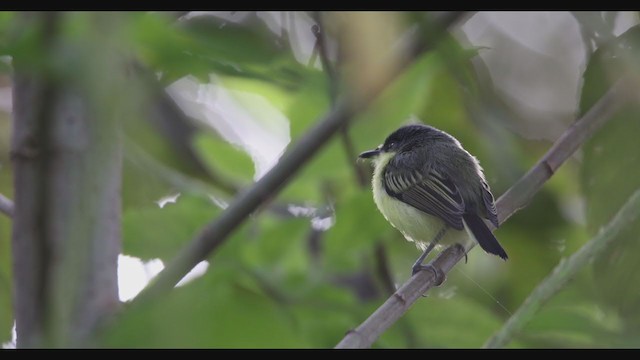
[[240, 215, 314, 297], [122, 194, 221, 261], [286, 71, 331, 139], [288, 287, 362, 348], [351, 52, 444, 151], [130, 12, 305, 86], [403, 294, 503, 348], [322, 189, 395, 272], [192, 132, 255, 184], [580, 24, 640, 326], [100, 265, 308, 348], [525, 304, 619, 341]]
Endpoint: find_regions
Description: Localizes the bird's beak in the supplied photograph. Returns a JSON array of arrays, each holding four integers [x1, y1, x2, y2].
[[358, 149, 381, 159]]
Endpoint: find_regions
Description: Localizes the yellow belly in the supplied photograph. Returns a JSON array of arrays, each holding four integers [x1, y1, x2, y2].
[[371, 153, 471, 251]]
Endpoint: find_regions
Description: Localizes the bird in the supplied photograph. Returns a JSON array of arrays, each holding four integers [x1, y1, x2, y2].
[[358, 123, 507, 275]]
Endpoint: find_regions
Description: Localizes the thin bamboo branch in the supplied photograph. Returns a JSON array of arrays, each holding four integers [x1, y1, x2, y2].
[[334, 77, 633, 348], [130, 12, 468, 306], [484, 189, 640, 348], [0, 193, 13, 218]]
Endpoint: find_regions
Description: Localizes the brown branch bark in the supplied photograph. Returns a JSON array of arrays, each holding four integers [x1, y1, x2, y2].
[[131, 12, 467, 306], [334, 78, 633, 348]]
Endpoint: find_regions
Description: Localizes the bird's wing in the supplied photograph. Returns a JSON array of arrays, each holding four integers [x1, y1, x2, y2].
[[383, 155, 465, 230], [481, 179, 499, 228]]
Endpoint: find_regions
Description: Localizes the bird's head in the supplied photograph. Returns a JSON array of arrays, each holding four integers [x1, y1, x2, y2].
[[358, 124, 454, 161]]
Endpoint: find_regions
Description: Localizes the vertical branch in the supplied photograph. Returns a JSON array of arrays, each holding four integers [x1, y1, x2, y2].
[[312, 12, 368, 187], [10, 12, 60, 348], [374, 243, 396, 296]]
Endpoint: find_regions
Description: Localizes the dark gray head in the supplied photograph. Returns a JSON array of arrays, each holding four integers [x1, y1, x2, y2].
[[359, 124, 460, 159]]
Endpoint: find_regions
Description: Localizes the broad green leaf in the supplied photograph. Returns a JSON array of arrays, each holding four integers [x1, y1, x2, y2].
[[580, 25, 640, 327], [322, 189, 395, 272], [240, 215, 314, 298], [130, 12, 305, 87], [101, 264, 307, 348], [192, 132, 254, 184], [288, 285, 363, 348], [122, 194, 220, 261]]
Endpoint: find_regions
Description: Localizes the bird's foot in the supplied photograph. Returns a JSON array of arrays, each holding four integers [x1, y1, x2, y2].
[[411, 264, 446, 286]]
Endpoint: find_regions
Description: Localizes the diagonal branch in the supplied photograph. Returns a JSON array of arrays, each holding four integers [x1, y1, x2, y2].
[[130, 12, 468, 306], [0, 193, 13, 218], [484, 189, 640, 348], [334, 77, 634, 348]]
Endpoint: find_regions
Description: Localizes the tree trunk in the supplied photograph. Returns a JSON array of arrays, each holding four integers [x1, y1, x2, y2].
[[10, 12, 122, 348]]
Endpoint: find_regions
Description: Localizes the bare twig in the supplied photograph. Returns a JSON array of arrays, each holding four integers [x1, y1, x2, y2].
[[374, 243, 396, 296], [340, 129, 369, 187], [310, 13, 337, 100], [131, 13, 468, 306], [0, 193, 13, 218], [311, 12, 368, 187], [484, 189, 640, 348], [334, 78, 633, 348]]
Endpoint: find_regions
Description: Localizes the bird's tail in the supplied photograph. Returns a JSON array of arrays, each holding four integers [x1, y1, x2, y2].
[[463, 214, 508, 260]]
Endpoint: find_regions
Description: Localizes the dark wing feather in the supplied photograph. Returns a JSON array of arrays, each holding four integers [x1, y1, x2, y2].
[[383, 159, 465, 230], [480, 179, 499, 228]]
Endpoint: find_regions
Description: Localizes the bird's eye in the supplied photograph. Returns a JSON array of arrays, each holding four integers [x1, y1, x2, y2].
[[387, 142, 395, 149]]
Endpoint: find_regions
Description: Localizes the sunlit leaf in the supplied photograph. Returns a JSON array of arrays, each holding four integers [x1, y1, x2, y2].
[[193, 132, 255, 184]]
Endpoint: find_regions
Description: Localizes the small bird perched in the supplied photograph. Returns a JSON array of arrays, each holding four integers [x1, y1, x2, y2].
[[358, 123, 507, 275]]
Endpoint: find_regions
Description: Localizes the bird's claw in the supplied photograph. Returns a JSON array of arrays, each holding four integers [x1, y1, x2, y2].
[[412, 264, 446, 286]]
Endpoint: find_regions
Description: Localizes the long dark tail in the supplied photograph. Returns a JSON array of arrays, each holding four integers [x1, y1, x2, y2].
[[463, 214, 508, 260]]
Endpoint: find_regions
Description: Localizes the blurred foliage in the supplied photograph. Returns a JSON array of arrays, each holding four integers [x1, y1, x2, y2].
[[581, 25, 640, 339], [0, 11, 639, 348]]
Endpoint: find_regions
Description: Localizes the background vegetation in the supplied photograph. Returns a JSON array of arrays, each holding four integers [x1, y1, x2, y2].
[[0, 11, 639, 348]]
